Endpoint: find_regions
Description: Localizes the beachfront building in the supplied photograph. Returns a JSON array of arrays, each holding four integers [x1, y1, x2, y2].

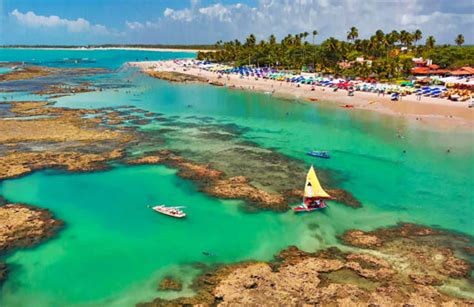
[[449, 67, 474, 77], [411, 58, 449, 76]]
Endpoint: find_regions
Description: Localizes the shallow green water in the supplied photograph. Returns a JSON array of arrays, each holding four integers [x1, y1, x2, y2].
[[0, 50, 473, 306]]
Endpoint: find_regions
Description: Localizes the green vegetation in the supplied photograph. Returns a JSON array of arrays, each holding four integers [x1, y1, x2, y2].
[[197, 29, 474, 79], [424, 45, 474, 69]]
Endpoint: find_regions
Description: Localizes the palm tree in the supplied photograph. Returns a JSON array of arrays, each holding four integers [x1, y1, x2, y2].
[[301, 32, 309, 64], [312, 30, 318, 45], [400, 30, 413, 47], [303, 32, 309, 42], [214, 40, 223, 50], [375, 29, 385, 42], [425, 36, 436, 49], [311, 30, 318, 70], [269, 34, 276, 45], [294, 34, 302, 46], [347, 26, 359, 42], [387, 30, 399, 46], [455, 34, 465, 46], [327, 37, 339, 53], [412, 29, 422, 46], [245, 34, 256, 47]]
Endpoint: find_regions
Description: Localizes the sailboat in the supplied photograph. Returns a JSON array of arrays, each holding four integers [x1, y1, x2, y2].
[[294, 165, 331, 213]]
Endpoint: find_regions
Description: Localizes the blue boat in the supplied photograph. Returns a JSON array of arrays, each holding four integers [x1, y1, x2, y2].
[[307, 151, 330, 159]]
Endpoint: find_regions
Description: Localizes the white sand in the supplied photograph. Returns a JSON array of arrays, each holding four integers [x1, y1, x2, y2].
[[130, 60, 474, 130]]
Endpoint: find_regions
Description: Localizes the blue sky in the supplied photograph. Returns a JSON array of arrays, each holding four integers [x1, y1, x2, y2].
[[1, 0, 472, 45]]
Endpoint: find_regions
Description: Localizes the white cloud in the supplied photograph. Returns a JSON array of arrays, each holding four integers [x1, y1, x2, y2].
[[19, 0, 467, 45], [163, 7, 194, 22], [10, 9, 109, 34], [198, 4, 233, 22], [125, 21, 144, 30], [128, 0, 472, 44]]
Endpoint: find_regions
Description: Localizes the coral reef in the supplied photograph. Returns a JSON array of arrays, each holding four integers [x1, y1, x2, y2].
[[140, 223, 474, 306], [0, 203, 63, 284], [158, 277, 183, 291], [145, 71, 206, 83]]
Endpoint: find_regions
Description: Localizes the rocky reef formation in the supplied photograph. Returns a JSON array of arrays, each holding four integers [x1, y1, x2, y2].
[[0, 66, 52, 82], [0, 203, 63, 252], [0, 65, 107, 82], [0, 150, 123, 180], [0, 203, 63, 284], [341, 223, 473, 281], [139, 223, 474, 306], [145, 71, 207, 83], [203, 175, 285, 210], [158, 277, 183, 291], [1, 98, 360, 211], [127, 150, 291, 210], [33, 83, 96, 97], [0, 101, 134, 180], [127, 149, 358, 211]]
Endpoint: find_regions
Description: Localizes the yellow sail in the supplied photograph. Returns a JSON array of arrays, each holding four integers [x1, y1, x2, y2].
[[304, 165, 331, 199]]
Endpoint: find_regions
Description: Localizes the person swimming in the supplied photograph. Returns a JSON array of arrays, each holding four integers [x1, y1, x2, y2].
[[202, 251, 217, 256]]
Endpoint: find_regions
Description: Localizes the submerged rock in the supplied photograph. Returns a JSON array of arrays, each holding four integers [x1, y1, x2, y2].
[[145, 71, 206, 83], [33, 84, 95, 96], [0, 203, 63, 285], [0, 101, 134, 180], [0, 203, 63, 252], [0, 150, 124, 180], [158, 277, 183, 291], [125, 146, 361, 211], [203, 176, 286, 211], [0, 65, 107, 82], [126, 151, 288, 210], [127, 156, 162, 165]]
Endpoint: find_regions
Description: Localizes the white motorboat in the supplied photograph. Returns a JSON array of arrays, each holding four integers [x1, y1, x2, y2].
[[151, 205, 186, 218]]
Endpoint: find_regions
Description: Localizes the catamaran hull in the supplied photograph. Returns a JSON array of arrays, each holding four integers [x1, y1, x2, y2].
[[293, 205, 327, 213]]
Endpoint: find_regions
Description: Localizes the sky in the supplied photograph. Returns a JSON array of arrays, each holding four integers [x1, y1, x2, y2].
[[0, 0, 473, 45]]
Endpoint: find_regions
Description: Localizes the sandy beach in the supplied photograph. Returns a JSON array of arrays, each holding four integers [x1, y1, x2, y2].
[[130, 60, 474, 130]]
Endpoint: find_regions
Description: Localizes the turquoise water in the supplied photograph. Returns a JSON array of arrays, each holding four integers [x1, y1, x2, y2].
[[0, 48, 195, 69], [0, 50, 473, 306], [0, 67, 12, 74]]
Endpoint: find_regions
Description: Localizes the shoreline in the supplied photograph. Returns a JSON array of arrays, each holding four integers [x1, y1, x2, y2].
[[130, 60, 474, 131], [0, 47, 204, 53]]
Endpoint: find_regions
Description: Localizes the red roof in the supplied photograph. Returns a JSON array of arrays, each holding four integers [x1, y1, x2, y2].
[[411, 67, 449, 75], [429, 64, 439, 69], [450, 67, 474, 76], [411, 67, 429, 74], [462, 67, 474, 73]]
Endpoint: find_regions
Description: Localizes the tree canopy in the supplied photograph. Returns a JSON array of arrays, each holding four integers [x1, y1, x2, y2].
[[197, 28, 473, 80]]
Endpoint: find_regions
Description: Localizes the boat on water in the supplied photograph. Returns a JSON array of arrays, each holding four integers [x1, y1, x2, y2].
[[151, 205, 186, 218], [294, 165, 331, 213], [307, 150, 330, 159]]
